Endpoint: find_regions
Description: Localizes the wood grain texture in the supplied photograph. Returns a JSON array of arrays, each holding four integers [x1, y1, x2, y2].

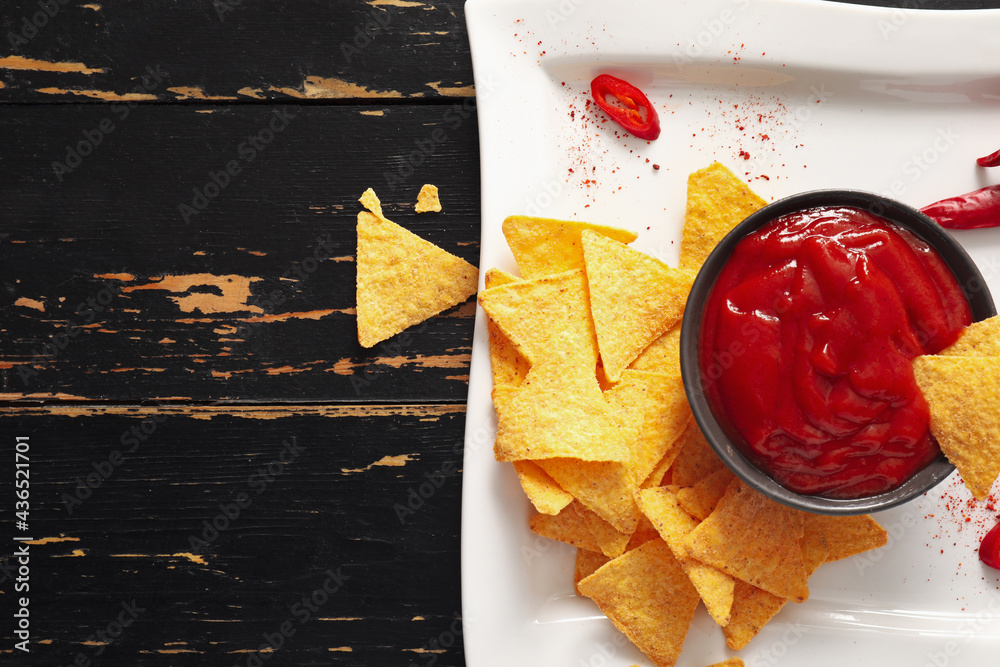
[[0, 103, 480, 403], [0, 0, 474, 103], [0, 408, 471, 665]]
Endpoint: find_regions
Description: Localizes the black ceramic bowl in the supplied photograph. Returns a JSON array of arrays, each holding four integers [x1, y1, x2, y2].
[[680, 190, 996, 515]]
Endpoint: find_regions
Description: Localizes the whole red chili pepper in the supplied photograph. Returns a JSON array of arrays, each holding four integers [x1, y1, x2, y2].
[[920, 184, 1000, 229], [590, 74, 660, 141], [980, 520, 1000, 570], [977, 148, 1000, 167]]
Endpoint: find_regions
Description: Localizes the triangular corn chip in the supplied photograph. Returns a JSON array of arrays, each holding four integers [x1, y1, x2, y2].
[[478, 269, 596, 367], [502, 215, 637, 279], [670, 422, 726, 487], [577, 539, 700, 667], [683, 479, 809, 602], [679, 162, 767, 271], [582, 230, 695, 382], [913, 355, 1000, 500], [677, 467, 735, 521], [630, 320, 682, 375], [492, 351, 625, 463], [801, 513, 887, 563], [574, 548, 611, 594], [513, 461, 573, 515], [528, 501, 602, 553], [356, 210, 478, 347], [941, 315, 1000, 357], [577, 502, 632, 558], [707, 659, 745, 667], [637, 487, 735, 627], [538, 369, 692, 534], [484, 269, 530, 388]]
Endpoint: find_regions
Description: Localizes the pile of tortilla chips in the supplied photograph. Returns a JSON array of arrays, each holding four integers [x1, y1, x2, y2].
[[480, 163, 891, 666]]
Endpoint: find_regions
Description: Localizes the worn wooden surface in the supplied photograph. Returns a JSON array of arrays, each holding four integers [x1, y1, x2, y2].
[[3, 0, 1000, 665]]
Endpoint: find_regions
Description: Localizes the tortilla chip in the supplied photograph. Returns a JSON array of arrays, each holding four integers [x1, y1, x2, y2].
[[626, 515, 662, 551], [723, 518, 829, 650], [641, 433, 685, 489], [415, 183, 442, 213], [912, 355, 1000, 500], [577, 502, 632, 558], [356, 210, 478, 347], [575, 548, 611, 594], [359, 187, 386, 220], [679, 162, 767, 271], [670, 422, 726, 487], [706, 660, 745, 667], [502, 215, 638, 279], [484, 269, 530, 387], [722, 580, 787, 650], [577, 539, 700, 667], [537, 369, 692, 534], [478, 269, 596, 367], [941, 315, 1000, 357], [529, 501, 602, 553], [801, 513, 887, 563], [637, 487, 735, 627], [513, 461, 573, 515], [683, 479, 809, 602], [492, 351, 625, 463], [630, 321, 683, 375], [677, 467, 736, 521], [582, 230, 696, 382]]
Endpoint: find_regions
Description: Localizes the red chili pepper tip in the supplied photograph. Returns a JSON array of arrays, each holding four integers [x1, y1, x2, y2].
[[980, 521, 1000, 570], [590, 74, 660, 141], [977, 148, 1000, 168]]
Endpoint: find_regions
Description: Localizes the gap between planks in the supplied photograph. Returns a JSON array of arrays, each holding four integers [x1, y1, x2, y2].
[[0, 403, 466, 419]]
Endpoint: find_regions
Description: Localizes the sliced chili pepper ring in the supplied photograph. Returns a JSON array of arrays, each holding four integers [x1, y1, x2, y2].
[[590, 74, 660, 141]]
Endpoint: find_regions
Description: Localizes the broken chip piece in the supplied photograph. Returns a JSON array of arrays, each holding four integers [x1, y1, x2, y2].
[[415, 183, 442, 213]]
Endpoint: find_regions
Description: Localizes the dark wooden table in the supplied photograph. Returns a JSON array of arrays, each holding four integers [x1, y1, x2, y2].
[[1, 1, 997, 665]]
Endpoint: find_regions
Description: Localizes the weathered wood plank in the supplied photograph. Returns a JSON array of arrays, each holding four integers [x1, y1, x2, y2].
[[0, 103, 481, 403], [0, 407, 471, 664], [0, 0, 474, 103]]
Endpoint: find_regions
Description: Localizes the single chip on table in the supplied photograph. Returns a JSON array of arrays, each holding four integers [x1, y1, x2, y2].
[[706, 659, 745, 667], [670, 421, 726, 488], [577, 539, 700, 667], [502, 215, 637, 279], [483, 268, 530, 388], [682, 479, 810, 602], [677, 466, 736, 521], [538, 368, 692, 535], [356, 206, 478, 348], [679, 162, 767, 271], [912, 355, 1000, 500], [575, 548, 611, 594], [529, 501, 603, 554], [415, 183, 442, 213], [581, 230, 696, 382], [801, 513, 887, 563], [637, 486, 736, 627], [512, 460, 573, 516], [940, 315, 1000, 357]]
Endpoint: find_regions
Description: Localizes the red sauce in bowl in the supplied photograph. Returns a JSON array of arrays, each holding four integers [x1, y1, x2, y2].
[[699, 206, 972, 499]]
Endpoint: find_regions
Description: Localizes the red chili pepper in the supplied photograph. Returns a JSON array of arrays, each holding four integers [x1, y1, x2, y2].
[[920, 184, 1000, 229], [980, 520, 1000, 570], [977, 148, 1000, 167], [590, 74, 660, 141]]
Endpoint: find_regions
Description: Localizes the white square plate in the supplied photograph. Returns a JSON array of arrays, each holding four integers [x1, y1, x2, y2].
[[462, 1, 1000, 665]]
